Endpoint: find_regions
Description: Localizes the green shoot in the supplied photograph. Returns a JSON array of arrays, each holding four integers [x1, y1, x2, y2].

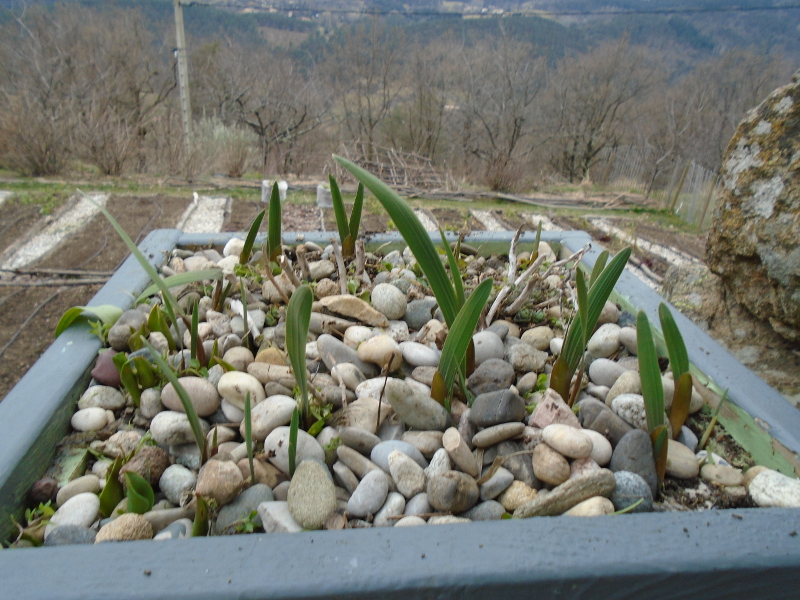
[[440, 229, 466, 308], [136, 269, 223, 305], [329, 175, 364, 257], [193, 496, 209, 537], [286, 284, 313, 421], [240, 210, 266, 265], [531, 220, 543, 263], [98, 455, 125, 518], [431, 278, 493, 410], [589, 250, 609, 288], [55, 305, 122, 339], [244, 392, 254, 485], [289, 407, 300, 478], [147, 304, 175, 352], [267, 182, 282, 262], [124, 471, 155, 514], [550, 247, 631, 402], [334, 155, 459, 328], [658, 303, 693, 438], [636, 310, 664, 434]]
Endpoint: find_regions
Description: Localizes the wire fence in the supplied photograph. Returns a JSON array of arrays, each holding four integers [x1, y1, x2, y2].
[[595, 146, 720, 229]]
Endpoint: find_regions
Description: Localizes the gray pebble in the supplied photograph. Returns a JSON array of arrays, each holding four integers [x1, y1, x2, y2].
[[347, 470, 390, 518], [611, 471, 653, 513]]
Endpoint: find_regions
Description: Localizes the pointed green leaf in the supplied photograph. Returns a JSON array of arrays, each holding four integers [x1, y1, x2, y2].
[[440, 229, 465, 308], [137, 269, 223, 304], [55, 305, 123, 338], [288, 407, 300, 478], [658, 303, 689, 380], [267, 182, 282, 261], [437, 278, 493, 404], [349, 183, 364, 241], [561, 247, 631, 375], [329, 175, 351, 249], [244, 392, 254, 484], [124, 471, 155, 514], [286, 284, 313, 419], [193, 495, 209, 537], [670, 372, 693, 438], [589, 250, 609, 288], [147, 304, 175, 351], [98, 456, 125, 518], [240, 210, 266, 265], [637, 310, 664, 433], [190, 298, 199, 362], [334, 155, 458, 327], [651, 425, 669, 487], [576, 268, 589, 347]]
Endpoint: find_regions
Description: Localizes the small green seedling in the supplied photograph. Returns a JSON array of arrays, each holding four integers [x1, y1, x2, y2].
[[330, 175, 364, 257]]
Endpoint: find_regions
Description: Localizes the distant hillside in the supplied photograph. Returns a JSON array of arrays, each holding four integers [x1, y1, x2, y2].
[[1, 0, 797, 61]]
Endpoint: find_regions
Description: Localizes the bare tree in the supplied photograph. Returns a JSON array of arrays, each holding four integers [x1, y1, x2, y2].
[[544, 38, 656, 182], [192, 41, 327, 173], [452, 35, 546, 191], [679, 49, 789, 169], [325, 17, 406, 162]]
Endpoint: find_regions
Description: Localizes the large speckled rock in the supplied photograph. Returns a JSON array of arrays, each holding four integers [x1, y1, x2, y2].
[[706, 70, 800, 342]]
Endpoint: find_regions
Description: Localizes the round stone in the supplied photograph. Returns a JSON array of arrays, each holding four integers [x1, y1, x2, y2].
[[43, 525, 97, 546], [587, 323, 621, 359], [470, 389, 526, 427], [374, 492, 407, 527], [665, 439, 700, 479], [565, 496, 615, 516], [605, 370, 641, 406], [71, 407, 109, 432], [357, 335, 403, 371], [150, 411, 210, 446], [388, 450, 426, 499], [532, 443, 570, 486], [497, 480, 538, 512], [467, 359, 515, 396], [399, 341, 440, 367], [426, 471, 479, 513], [611, 393, 648, 430], [521, 326, 554, 351], [95, 513, 154, 542], [371, 440, 428, 473], [749, 469, 800, 508], [472, 331, 505, 365], [159, 464, 197, 505], [195, 459, 245, 506], [78, 386, 126, 411], [288, 460, 337, 530], [610, 471, 653, 513], [217, 371, 266, 410], [221, 346, 255, 371], [264, 426, 325, 474], [700, 463, 744, 486], [541, 424, 593, 459], [588, 358, 629, 388], [246, 394, 296, 441], [582, 429, 613, 467], [56, 475, 100, 508], [347, 470, 390, 518], [371, 283, 407, 320], [49, 493, 100, 531]]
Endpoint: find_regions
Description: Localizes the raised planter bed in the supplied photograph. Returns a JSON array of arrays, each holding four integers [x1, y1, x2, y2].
[[1, 229, 799, 600]]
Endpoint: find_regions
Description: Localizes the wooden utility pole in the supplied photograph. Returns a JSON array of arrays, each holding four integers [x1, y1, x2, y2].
[[174, 0, 192, 154]]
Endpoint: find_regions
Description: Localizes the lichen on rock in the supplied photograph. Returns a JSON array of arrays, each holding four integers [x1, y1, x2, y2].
[[707, 69, 800, 342]]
